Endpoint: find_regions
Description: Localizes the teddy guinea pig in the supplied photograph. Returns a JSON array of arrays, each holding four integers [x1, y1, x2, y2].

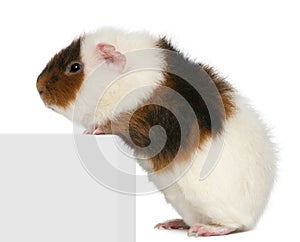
[[36, 27, 276, 237]]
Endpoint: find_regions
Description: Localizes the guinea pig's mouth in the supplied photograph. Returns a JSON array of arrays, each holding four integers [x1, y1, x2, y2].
[[45, 104, 58, 113]]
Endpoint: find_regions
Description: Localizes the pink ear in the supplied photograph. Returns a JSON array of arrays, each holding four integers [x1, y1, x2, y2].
[[96, 43, 126, 72]]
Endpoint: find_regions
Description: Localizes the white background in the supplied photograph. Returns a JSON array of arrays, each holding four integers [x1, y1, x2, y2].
[[0, 0, 300, 241]]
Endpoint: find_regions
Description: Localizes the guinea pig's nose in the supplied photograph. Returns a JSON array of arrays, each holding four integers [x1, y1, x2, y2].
[[38, 89, 45, 95]]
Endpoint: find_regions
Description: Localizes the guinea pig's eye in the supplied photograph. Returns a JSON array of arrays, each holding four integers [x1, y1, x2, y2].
[[67, 62, 82, 74]]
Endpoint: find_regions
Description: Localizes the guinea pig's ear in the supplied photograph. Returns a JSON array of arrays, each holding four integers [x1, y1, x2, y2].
[[96, 43, 126, 72]]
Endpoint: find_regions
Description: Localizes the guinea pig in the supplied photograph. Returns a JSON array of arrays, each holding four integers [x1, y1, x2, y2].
[[36, 27, 276, 237]]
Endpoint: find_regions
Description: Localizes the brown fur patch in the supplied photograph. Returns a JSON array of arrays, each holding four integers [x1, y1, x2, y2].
[[36, 38, 84, 109]]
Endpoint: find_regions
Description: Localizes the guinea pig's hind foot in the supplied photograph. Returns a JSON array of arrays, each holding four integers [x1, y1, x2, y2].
[[154, 219, 190, 230], [188, 224, 237, 237]]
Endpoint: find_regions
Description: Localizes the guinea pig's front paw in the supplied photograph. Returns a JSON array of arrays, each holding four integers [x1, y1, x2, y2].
[[83, 127, 105, 135], [188, 224, 237, 237]]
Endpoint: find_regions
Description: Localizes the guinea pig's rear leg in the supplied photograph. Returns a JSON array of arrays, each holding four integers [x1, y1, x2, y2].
[[188, 224, 238, 237], [153, 184, 204, 231], [154, 219, 190, 230]]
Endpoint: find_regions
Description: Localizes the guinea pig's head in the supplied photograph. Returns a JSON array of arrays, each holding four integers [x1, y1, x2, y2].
[[36, 38, 84, 112], [37, 29, 164, 129]]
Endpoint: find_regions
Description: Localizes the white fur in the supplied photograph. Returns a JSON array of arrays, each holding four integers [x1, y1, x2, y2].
[[148, 94, 276, 230], [71, 27, 165, 128]]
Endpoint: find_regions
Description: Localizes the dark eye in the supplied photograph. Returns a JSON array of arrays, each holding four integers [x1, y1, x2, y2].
[[68, 62, 82, 74]]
